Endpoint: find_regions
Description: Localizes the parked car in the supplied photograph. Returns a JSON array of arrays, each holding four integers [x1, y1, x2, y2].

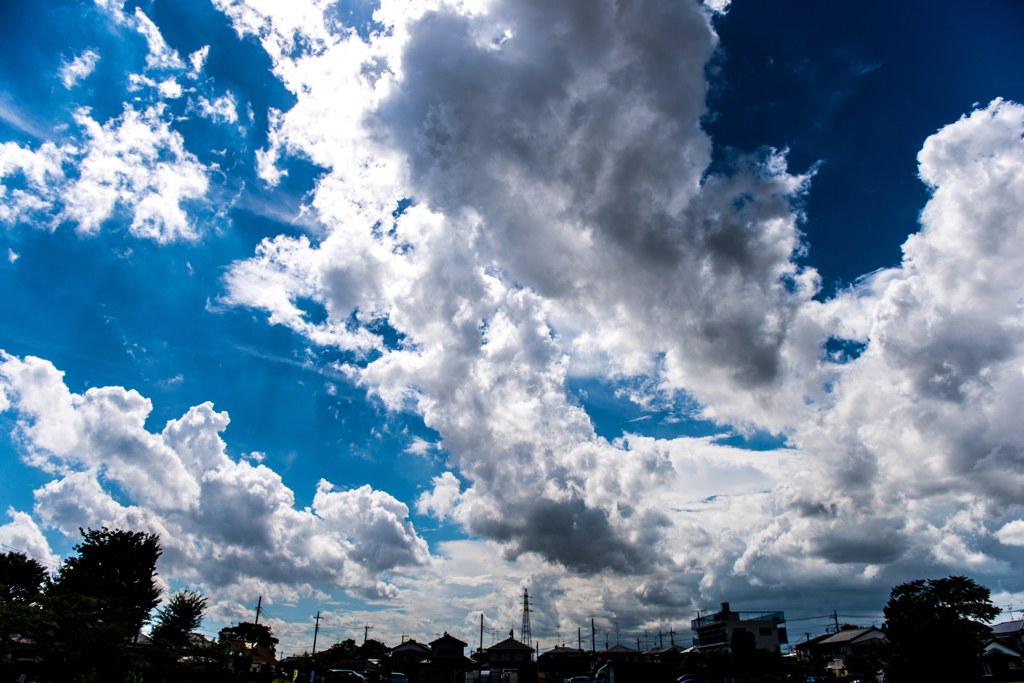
[[325, 670, 367, 683], [386, 674, 409, 683]]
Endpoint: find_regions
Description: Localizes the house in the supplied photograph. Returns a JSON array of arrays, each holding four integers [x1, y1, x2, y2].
[[537, 645, 589, 681], [792, 633, 834, 667], [597, 644, 641, 664], [980, 639, 1024, 682], [992, 620, 1024, 653], [690, 602, 788, 655], [393, 638, 432, 673], [223, 637, 279, 675], [481, 632, 537, 683], [816, 627, 885, 675], [419, 632, 478, 683], [643, 644, 687, 664]]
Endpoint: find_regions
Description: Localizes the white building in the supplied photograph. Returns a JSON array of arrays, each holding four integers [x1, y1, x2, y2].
[[690, 602, 788, 655]]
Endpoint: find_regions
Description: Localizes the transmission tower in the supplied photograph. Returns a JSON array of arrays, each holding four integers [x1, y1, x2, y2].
[[520, 588, 532, 649]]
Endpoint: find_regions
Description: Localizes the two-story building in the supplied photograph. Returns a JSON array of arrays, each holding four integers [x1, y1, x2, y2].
[[690, 602, 788, 656], [420, 633, 478, 683]]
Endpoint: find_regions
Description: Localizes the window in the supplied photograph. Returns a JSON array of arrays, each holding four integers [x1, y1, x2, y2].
[[1009, 660, 1022, 669], [982, 662, 992, 676]]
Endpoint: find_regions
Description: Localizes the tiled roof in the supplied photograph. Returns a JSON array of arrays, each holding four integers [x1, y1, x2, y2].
[[819, 627, 884, 645], [993, 620, 1024, 635], [602, 644, 638, 653], [431, 632, 468, 647], [487, 637, 534, 652]]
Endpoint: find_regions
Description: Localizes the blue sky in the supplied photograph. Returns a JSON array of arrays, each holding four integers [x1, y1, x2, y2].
[[2, 0, 1024, 656]]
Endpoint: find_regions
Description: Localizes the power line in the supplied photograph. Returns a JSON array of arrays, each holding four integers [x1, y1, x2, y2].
[[0, 542, 61, 567]]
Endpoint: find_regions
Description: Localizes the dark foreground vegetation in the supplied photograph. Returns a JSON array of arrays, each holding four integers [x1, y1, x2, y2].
[[0, 527, 1015, 683]]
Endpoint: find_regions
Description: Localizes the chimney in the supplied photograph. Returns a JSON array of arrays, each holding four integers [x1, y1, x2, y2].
[[721, 602, 730, 614]]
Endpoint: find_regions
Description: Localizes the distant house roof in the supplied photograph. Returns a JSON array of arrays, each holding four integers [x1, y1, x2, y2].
[[645, 645, 686, 655], [225, 638, 278, 664], [543, 646, 584, 655], [395, 639, 431, 652], [431, 633, 468, 648], [601, 644, 638, 654], [819, 627, 885, 645], [794, 634, 833, 650], [488, 637, 534, 652], [993, 620, 1024, 636]]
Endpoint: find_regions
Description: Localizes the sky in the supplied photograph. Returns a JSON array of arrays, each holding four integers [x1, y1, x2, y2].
[[1, 0, 1024, 658]]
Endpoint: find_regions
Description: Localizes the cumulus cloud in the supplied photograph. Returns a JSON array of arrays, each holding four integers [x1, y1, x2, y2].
[[0, 508, 60, 567], [59, 50, 100, 88], [0, 351, 432, 599], [216, 0, 813, 577], [210, 0, 1024, 611], [0, 104, 211, 241]]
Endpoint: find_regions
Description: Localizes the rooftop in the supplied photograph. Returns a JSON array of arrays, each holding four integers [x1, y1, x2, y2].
[[487, 637, 534, 652], [819, 627, 884, 645], [692, 610, 785, 629]]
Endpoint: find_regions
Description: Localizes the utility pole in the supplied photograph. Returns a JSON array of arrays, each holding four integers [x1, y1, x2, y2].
[[670, 628, 675, 647], [659, 631, 664, 648], [312, 611, 321, 656], [480, 614, 484, 653], [253, 596, 263, 627], [591, 619, 596, 652], [578, 627, 582, 650], [364, 623, 373, 644], [832, 610, 840, 634]]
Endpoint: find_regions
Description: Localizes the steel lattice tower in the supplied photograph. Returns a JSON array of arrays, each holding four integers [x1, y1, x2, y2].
[[520, 588, 532, 649]]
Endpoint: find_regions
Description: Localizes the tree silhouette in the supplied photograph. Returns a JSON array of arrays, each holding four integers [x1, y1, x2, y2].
[[882, 575, 999, 682], [49, 527, 162, 636], [151, 588, 208, 646], [219, 621, 278, 654], [0, 550, 48, 604]]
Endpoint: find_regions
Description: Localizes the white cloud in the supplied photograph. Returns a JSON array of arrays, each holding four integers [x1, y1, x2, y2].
[[191, 93, 238, 124], [0, 351, 433, 600], [158, 78, 183, 99], [59, 50, 100, 89], [404, 436, 437, 457], [0, 508, 60, 567], [0, 104, 212, 241], [997, 520, 1024, 547], [6, 249, 17, 263], [189, 46, 210, 78], [0, 140, 74, 226], [133, 7, 185, 71], [211, 0, 1024, 609]]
